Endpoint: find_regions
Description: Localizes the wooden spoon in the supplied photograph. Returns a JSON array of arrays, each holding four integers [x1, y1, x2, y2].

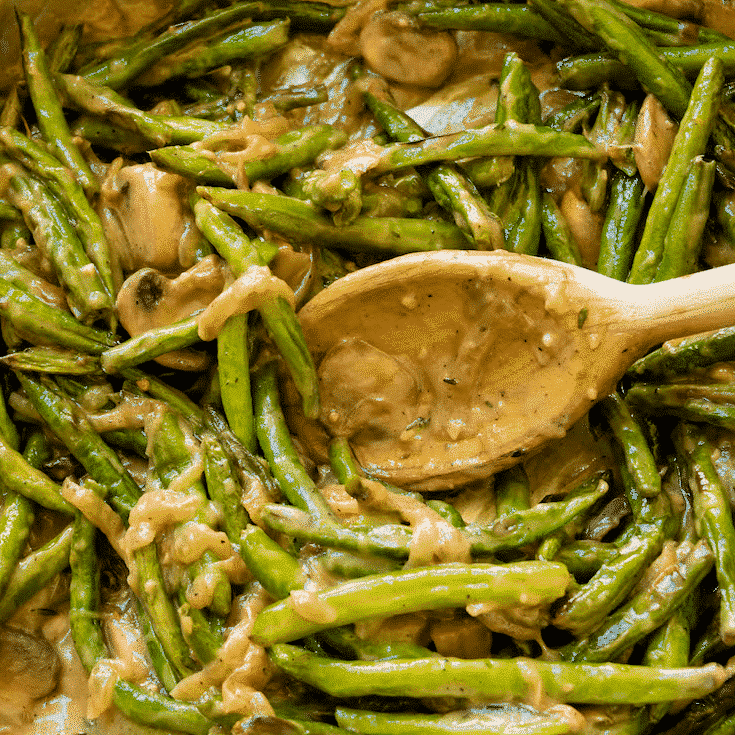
[[294, 250, 735, 491]]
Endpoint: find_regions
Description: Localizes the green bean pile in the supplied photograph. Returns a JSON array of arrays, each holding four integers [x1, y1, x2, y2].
[[4, 1, 735, 734]]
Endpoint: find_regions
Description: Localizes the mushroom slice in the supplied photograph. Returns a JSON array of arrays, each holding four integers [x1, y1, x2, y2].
[[318, 336, 427, 445], [0, 626, 60, 720], [99, 161, 204, 273], [359, 11, 458, 88], [116, 254, 226, 371], [634, 94, 678, 193]]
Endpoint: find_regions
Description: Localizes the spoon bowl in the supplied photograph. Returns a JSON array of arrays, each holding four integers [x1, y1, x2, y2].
[[295, 250, 735, 490]]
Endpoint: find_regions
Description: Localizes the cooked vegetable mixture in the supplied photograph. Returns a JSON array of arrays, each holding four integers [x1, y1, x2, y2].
[[3, 1, 735, 734]]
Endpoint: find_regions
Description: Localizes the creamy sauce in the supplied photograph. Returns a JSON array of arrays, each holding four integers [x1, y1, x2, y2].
[[196, 265, 295, 341]]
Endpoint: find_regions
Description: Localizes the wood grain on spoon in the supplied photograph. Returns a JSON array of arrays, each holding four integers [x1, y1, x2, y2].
[[295, 250, 735, 490]]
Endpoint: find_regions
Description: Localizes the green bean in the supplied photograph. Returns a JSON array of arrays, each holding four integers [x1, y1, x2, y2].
[[654, 156, 716, 282], [675, 425, 735, 645], [362, 91, 503, 250], [465, 472, 609, 555], [527, 0, 602, 51], [320, 548, 402, 579], [494, 464, 531, 517], [261, 472, 607, 559], [251, 560, 571, 646], [80, 4, 257, 88], [628, 56, 723, 284], [328, 439, 421, 501], [0, 200, 19, 222], [599, 392, 661, 499], [596, 171, 647, 281], [556, 53, 631, 91], [554, 539, 619, 578], [134, 597, 180, 694], [372, 121, 604, 174], [558, 41, 735, 91], [46, 23, 83, 74], [201, 431, 250, 548], [414, 4, 563, 42], [0, 483, 34, 600], [21, 430, 52, 470], [553, 493, 676, 637], [0, 523, 74, 624], [111, 680, 216, 735], [121, 368, 205, 431], [559, 0, 692, 118], [201, 404, 282, 503], [610, 98, 639, 177], [17, 373, 141, 518], [193, 194, 319, 421], [645, 596, 695, 722], [100, 315, 201, 375], [199, 187, 469, 255], [628, 326, 735, 381], [260, 503, 411, 558], [363, 90, 425, 143], [704, 712, 735, 735], [427, 164, 504, 249], [253, 361, 337, 522], [269, 644, 727, 704], [458, 156, 515, 189], [70, 116, 151, 155], [82, 1, 343, 89], [335, 704, 591, 735], [564, 539, 713, 662], [239, 524, 304, 599], [16, 10, 98, 195], [540, 192, 583, 266], [149, 145, 234, 187], [54, 73, 229, 147], [135, 20, 290, 88], [149, 411, 232, 619], [426, 499, 465, 529], [262, 84, 329, 112], [0, 126, 117, 302], [0, 346, 102, 374], [69, 512, 107, 673], [0, 444, 33, 597], [0, 429, 73, 514], [319, 626, 435, 662], [16, 374, 194, 677], [67, 503, 217, 733], [151, 124, 347, 187], [216, 315, 255, 453], [626, 383, 735, 432], [2, 163, 113, 323]]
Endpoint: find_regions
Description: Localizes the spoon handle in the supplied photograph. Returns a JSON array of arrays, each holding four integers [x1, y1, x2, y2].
[[625, 262, 735, 347]]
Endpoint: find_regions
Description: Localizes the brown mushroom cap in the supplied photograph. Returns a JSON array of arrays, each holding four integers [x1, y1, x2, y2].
[[116, 255, 226, 371]]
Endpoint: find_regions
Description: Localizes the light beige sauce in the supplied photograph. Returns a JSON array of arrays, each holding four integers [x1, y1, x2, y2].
[[196, 265, 295, 341], [171, 583, 275, 717], [123, 488, 203, 553]]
